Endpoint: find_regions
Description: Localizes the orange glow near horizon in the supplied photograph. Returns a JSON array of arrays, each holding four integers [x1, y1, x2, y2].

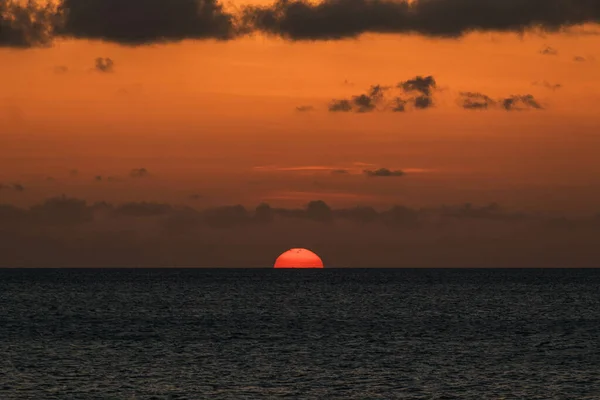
[[274, 248, 324, 268]]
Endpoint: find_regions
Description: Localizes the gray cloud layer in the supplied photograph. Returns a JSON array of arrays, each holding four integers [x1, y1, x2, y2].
[[2, 197, 600, 267], [2, 0, 600, 47], [242, 0, 600, 41]]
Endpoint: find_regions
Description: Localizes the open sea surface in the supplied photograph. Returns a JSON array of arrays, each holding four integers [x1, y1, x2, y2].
[[1, 268, 599, 399]]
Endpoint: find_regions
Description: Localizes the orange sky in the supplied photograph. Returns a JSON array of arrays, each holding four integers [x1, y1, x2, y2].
[[2, 14, 600, 213]]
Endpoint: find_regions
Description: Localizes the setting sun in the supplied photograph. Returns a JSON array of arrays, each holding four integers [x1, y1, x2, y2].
[[274, 248, 324, 268]]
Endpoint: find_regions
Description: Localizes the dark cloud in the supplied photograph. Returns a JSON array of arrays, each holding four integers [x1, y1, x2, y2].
[[29, 196, 93, 225], [502, 94, 542, 111], [3, 197, 600, 267], [130, 168, 149, 178], [459, 92, 496, 109], [0, 0, 57, 48], [399, 76, 436, 96], [242, 0, 600, 41], [329, 80, 435, 113], [573, 55, 589, 62], [364, 168, 405, 177], [204, 205, 250, 228], [392, 97, 407, 112], [94, 57, 114, 73], [295, 105, 314, 112], [532, 81, 562, 90], [0, 183, 25, 192], [539, 46, 558, 55], [55, 0, 236, 45], [459, 92, 542, 111], [414, 95, 433, 109], [328, 85, 389, 113], [328, 99, 353, 112], [114, 202, 172, 217], [94, 175, 103, 182]]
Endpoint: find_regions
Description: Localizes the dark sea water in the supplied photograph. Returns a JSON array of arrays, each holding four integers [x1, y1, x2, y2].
[[1, 269, 599, 399]]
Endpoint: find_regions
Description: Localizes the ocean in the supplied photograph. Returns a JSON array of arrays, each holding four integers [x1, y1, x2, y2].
[[1, 268, 599, 399]]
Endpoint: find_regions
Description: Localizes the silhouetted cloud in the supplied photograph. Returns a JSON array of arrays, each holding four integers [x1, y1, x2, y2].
[[329, 99, 353, 112], [364, 168, 405, 177], [242, 0, 600, 41], [539, 46, 558, 55], [573, 55, 590, 62], [328, 85, 389, 113], [399, 76, 436, 96], [5, 0, 600, 49], [0, 183, 25, 192], [2, 197, 600, 267], [130, 168, 149, 178], [0, 0, 57, 48], [296, 105, 314, 112], [56, 0, 237, 45], [329, 79, 436, 113], [459, 92, 496, 109], [114, 202, 172, 217], [94, 175, 103, 182], [94, 57, 114, 73], [532, 81, 562, 90], [29, 196, 93, 225], [459, 92, 542, 111], [330, 169, 349, 175], [502, 94, 542, 111]]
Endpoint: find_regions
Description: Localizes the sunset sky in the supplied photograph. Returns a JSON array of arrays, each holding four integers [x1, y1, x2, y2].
[[2, 0, 600, 214], [2, 0, 600, 266]]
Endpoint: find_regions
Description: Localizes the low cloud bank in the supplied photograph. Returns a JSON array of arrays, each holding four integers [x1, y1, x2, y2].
[[1, 197, 600, 267]]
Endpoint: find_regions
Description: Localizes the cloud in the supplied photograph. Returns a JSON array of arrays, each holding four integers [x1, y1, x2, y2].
[[295, 105, 314, 112], [539, 46, 558, 55], [115, 201, 173, 217], [399, 76, 436, 96], [94, 57, 114, 73], [130, 168, 149, 178], [3, 197, 600, 267], [459, 92, 542, 111], [0, 183, 25, 192], [242, 0, 600, 41], [459, 91, 496, 109], [56, 0, 237, 45], [573, 55, 589, 62], [328, 79, 435, 113], [0, 0, 57, 48], [502, 94, 542, 111], [364, 168, 405, 177], [328, 99, 353, 112], [532, 81, 562, 90], [330, 169, 349, 175], [29, 196, 93, 225], [334, 85, 389, 113]]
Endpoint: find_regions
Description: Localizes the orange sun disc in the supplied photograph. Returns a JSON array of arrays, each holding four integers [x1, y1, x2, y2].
[[274, 248, 324, 268]]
